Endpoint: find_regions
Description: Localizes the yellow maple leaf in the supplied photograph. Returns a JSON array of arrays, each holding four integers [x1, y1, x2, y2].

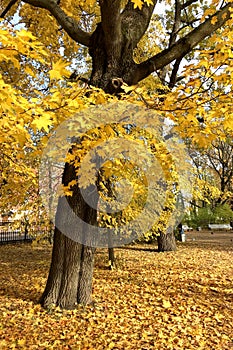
[[49, 59, 70, 80], [131, 0, 143, 10], [32, 115, 52, 132], [144, 0, 153, 5], [211, 16, 218, 25], [17, 338, 26, 346]]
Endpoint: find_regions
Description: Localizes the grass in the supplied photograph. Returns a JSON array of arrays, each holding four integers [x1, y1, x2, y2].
[[0, 231, 232, 349]]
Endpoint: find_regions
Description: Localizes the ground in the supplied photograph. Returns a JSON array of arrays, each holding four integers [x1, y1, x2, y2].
[[0, 230, 232, 350]]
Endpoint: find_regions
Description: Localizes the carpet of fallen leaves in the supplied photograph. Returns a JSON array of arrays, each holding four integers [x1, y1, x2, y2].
[[0, 231, 232, 350]]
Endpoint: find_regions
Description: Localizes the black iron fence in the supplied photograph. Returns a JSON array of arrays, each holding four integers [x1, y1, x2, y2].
[[0, 230, 32, 244], [0, 221, 53, 245]]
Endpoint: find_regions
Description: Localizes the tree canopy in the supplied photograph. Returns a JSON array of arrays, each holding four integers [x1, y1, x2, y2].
[[1, 0, 232, 218]]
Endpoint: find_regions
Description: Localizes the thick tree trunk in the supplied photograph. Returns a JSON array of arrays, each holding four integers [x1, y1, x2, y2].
[[41, 229, 95, 309], [41, 159, 97, 309], [157, 231, 177, 252]]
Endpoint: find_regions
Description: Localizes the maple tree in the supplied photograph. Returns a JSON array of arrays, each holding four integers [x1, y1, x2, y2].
[[184, 136, 233, 228], [205, 138, 233, 196], [0, 23, 47, 218], [188, 136, 233, 204], [1, 0, 233, 309]]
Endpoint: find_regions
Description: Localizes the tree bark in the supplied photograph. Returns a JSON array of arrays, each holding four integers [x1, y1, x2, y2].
[[157, 231, 177, 252], [41, 159, 97, 309], [41, 226, 96, 309]]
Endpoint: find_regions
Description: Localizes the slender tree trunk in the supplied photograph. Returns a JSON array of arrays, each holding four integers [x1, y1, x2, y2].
[[157, 231, 177, 252], [108, 247, 116, 269]]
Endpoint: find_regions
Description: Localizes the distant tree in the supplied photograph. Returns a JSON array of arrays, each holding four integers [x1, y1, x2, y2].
[[188, 136, 233, 209]]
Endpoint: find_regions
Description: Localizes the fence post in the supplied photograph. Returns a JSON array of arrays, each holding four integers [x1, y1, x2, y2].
[[24, 219, 29, 241]]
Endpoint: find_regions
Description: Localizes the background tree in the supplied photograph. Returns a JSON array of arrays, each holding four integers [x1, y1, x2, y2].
[[205, 137, 233, 198], [188, 136, 233, 205], [1, 0, 233, 309], [185, 135, 233, 227]]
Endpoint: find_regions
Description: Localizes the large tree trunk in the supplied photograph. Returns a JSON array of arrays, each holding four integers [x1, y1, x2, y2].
[[157, 231, 177, 252], [40, 227, 95, 309], [41, 161, 97, 309]]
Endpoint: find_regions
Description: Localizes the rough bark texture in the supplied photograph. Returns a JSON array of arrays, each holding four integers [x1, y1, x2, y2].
[[41, 160, 97, 309], [108, 247, 116, 270], [2, 0, 233, 308], [157, 231, 177, 252]]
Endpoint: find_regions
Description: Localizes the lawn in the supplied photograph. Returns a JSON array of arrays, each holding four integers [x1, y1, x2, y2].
[[0, 231, 232, 349]]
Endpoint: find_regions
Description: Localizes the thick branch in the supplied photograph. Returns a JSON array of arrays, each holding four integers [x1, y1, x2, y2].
[[132, 2, 233, 84], [100, 0, 122, 65], [23, 0, 91, 46], [121, 0, 157, 49], [0, 0, 18, 17]]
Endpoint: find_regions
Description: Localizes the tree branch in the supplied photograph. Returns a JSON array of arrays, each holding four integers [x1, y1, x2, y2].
[[168, 57, 182, 88], [100, 0, 122, 66], [121, 0, 157, 49], [132, 2, 233, 84], [181, 0, 198, 10], [0, 0, 18, 18], [23, 0, 91, 46], [190, 201, 202, 208], [169, 0, 182, 47]]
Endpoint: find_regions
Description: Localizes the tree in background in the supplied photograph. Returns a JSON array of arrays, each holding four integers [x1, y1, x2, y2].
[[205, 137, 233, 197], [188, 136, 233, 204], [1, 0, 233, 309], [185, 136, 233, 228]]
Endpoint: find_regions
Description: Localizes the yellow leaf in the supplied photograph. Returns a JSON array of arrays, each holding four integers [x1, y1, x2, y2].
[[211, 16, 218, 25], [32, 115, 52, 132], [16, 29, 36, 40], [49, 59, 70, 80], [121, 83, 137, 93], [108, 342, 115, 349], [131, 0, 143, 10], [162, 300, 172, 308], [17, 338, 26, 346], [144, 0, 153, 5], [24, 66, 36, 77]]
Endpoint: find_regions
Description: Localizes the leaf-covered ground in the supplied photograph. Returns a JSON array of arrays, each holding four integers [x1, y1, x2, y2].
[[0, 231, 232, 350]]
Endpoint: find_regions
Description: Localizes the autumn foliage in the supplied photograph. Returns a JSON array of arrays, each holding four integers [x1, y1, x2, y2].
[[1, 0, 233, 226]]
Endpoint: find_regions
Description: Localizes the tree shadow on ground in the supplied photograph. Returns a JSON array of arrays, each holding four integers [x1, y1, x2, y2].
[[119, 245, 158, 253]]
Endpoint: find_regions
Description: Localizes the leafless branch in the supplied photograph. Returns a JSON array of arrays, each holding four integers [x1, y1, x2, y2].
[[168, 57, 182, 88], [169, 0, 182, 47], [0, 0, 18, 18], [181, 0, 198, 10]]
